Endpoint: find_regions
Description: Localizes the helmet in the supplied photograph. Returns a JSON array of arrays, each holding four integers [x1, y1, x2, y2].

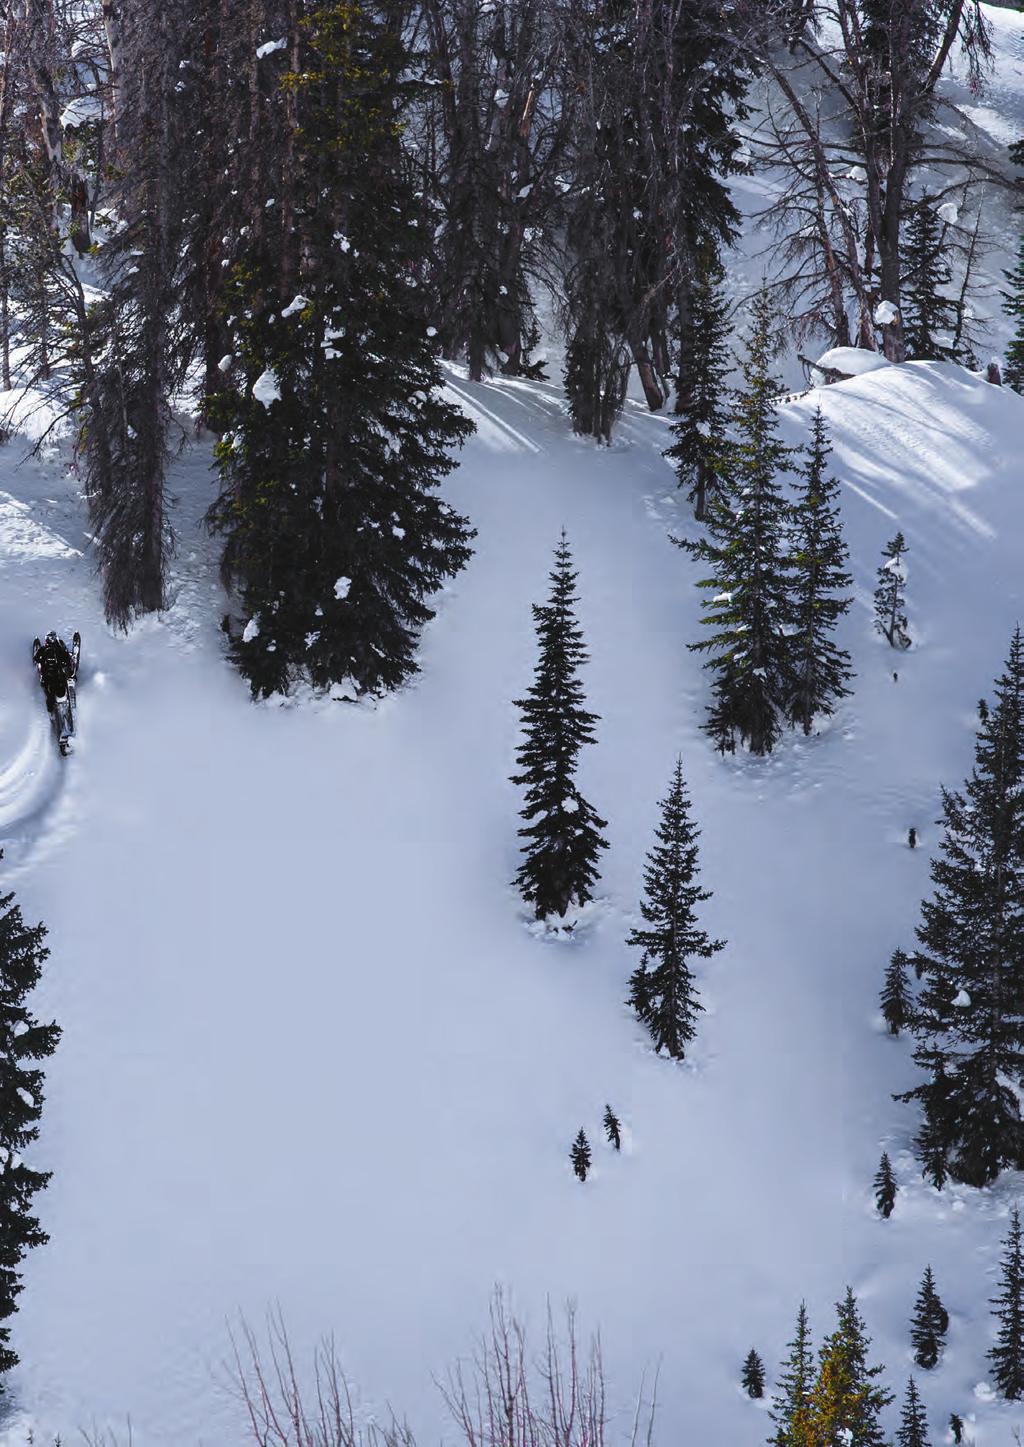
[[45, 630, 58, 644]]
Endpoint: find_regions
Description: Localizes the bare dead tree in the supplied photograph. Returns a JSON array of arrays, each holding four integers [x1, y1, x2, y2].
[[412, 0, 573, 381], [439, 1290, 657, 1447], [227, 1307, 416, 1447], [748, 0, 999, 359]]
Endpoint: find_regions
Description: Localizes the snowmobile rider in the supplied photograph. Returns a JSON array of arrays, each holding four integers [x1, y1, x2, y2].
[[32, 630, 79, 714]]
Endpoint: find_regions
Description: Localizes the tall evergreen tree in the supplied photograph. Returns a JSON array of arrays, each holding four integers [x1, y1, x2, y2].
[[770, 1302, 814, 1447], [665, 250, 733, 521], [571, 1129, 591, 1183], [742, 1348, 766, 1399], [511, 533, 608, 921], [874, 1151, 897, 1219], [902, 199, 955, 362], [881, 948, 913, 1037], [603, 1105, 621, 1151], [626, 758, 724, 1060], [898, 628, 1024, 1187], [910, 1265, 948, 1370], [683, 289, 798, 755], [0, 877, 60, 1378], [807, 1289, 893, 1447], [989, 1205, 1024, 1400], [785, 407, 854, 734], [1003, 232, 1024, 394], [208, 2, 475, 698], [874, 533, 911, 650], [896, 1376, 930, 1447]]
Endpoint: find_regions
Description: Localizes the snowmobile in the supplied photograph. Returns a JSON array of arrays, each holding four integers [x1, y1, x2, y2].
[[32, 630, 81, 756]]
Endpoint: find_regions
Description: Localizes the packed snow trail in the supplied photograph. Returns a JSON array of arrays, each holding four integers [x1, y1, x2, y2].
[[3, 363, 1024, 1445]]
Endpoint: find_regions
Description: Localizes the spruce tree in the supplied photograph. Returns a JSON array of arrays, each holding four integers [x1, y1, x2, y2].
[[785, 407, 854, 734], [808, 1289, 893, 1446], [0, 878, 60, 1377], [881, 948, 913, 1037], [603, 1105, 621, 1151], [899, 628, 1024, 1186], [874, 1151, 898, 1219], [896, 1376, 930, 1447], [511, 533, 608, 921], [209, 3, 474, 698], [989, 1205, 1024, 1399], [770, 1302, 814, 1447], [874, 533, 911, 650], [902, 199, 955, 362], [948, 1412, 963, 1444], [571, 1129, 592, 1182], [910, 1265, 948, 1369], [626, 758, 724, 1060], [1003, 233, 1024, 394], [683, 289, 798, 755], [742, 1347, 765, 1399], [665, 251, 733, 521]]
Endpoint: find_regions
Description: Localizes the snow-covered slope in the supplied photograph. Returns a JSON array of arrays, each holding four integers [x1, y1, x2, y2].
[[2, 356, 1024, 1446]]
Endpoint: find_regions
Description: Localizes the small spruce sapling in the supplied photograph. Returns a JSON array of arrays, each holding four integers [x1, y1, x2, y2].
[[909, 827, 917, 849], [741, 1348, 765, 1399], [989, 1204, 1024, 1399], [784, 406, 854, 734], [603, 1105, 621, 1151], [949, 1412, 964, 1444], [910, 1264, 949, 1369], [896, 1375, 931, 1447], [511, 533, 608, 920], [626, 757, 723, 1060], [874, 1151, 898, 1218], [881, 948, 913, 1037], [571, 1129, 592, 1182], [769, 1302, 814, 1443], [874, 533, 911, 649]]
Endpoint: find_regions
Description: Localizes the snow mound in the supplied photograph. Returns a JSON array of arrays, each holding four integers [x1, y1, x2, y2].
[[816, 347, 892, 377]]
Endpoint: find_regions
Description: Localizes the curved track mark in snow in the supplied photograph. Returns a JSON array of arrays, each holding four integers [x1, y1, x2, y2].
[[443, 382, 543, 454]]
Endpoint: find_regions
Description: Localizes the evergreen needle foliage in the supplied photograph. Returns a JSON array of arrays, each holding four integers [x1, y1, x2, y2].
[[881, 948, 913, 1037], [874, 1151, 897, 1219], [0, 877, 60, 1379], [874, 534, 911, 650], [666, 251, 733, 521], [626, 757, 724, 1060], [896, 1375, 931, 1447], [208, 3, 474, 698], [785, 407, 854, 734], [603, 1105, 621, 1151], [807, 1289, 893, 1446], [683, 288, 798, 755], [511, 532, 608, 921], [770, 1302, 814, 1446], [989, 1204, 1024, 1399], [1004, 233, 1024, 393], [742, 1348, 765, 1399], [902, 198, 955, 362], [571, 1129, 592, 1182], [898, 627, 1024, 1187], [910, 1265, 948, 1370]]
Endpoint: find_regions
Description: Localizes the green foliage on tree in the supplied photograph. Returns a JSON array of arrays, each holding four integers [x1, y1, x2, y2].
[[209, 2, 474, 698], [990, 1205, 1024, 1399], [512, 533, 608, 920], [0, 878, 60, 1380], [899, 628, 1024, 1187], [683, 289, 798, 754], [785, 407, 853, 734], [626, 758, 723, 1059]]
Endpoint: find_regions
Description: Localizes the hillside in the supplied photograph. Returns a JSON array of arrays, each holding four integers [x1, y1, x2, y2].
[[0, 355, 1022, 1445]]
